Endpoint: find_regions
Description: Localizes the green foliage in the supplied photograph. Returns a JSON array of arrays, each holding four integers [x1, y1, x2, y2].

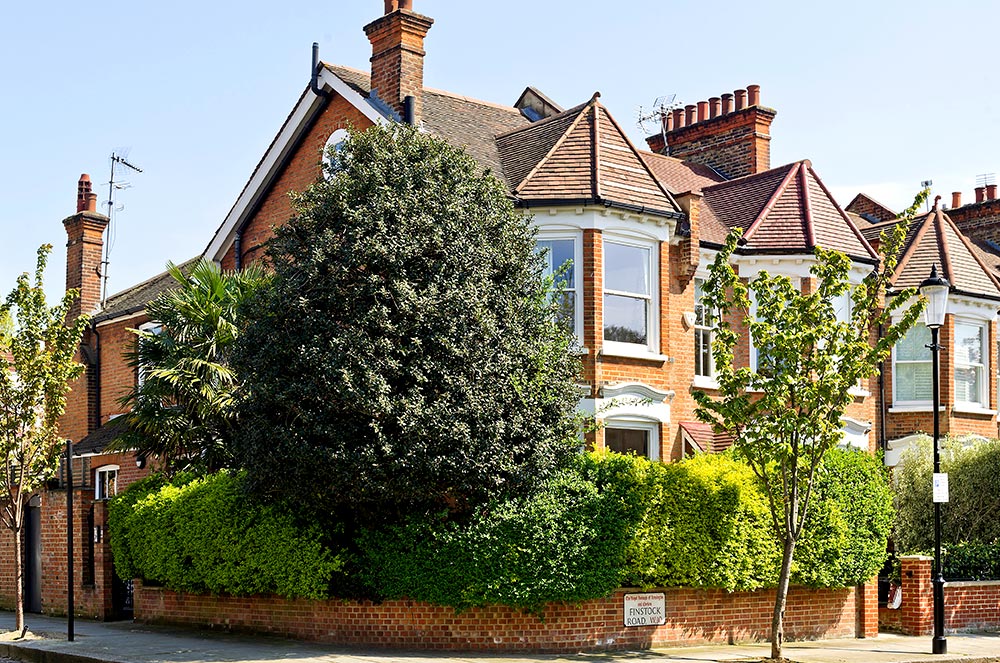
[[107, 471, 342, 599], [231, 123, 581, 522], [894, 437, 1000, 554], [692, 190, 928, 656], [113, 259, 268, 474], [943, 540, 1000, 580], [621, 452, 779, 591], [794, 448, 894, 587], [360, 454, 644, 610]]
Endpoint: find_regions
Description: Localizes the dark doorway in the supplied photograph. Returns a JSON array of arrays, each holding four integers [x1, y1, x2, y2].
[[23, 495, 41, 613], [111, 574, 133, 620]]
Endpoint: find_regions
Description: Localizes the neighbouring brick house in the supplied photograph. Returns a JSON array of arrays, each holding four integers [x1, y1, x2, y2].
[[4, 0, 1000, 639]]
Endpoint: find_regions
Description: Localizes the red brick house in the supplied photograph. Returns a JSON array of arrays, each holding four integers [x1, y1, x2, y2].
[[4, 0, 1000, 629]]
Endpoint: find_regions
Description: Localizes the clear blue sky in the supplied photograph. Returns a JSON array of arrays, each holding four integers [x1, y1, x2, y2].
[[2, 0, 998, 301]]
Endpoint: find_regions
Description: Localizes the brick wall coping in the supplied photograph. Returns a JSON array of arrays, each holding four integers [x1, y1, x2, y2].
[[900, 554, 933, 561], [945, 579, 1000, 588]]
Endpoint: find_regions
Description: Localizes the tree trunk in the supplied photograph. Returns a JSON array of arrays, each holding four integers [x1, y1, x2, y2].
[[14, 520, 24, 633], [771, 536, 796, 660]]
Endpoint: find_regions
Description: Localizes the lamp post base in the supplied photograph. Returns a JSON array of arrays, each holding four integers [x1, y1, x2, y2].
[[933, 636, 947, 655]]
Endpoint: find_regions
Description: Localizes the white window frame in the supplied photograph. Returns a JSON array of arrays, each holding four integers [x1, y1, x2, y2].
[[693, 276, 715, 382], [535, 229, 583, 344], [323, 128, 349, 179], [892, 322, 932, 406], [137, 321, 163, 388], [94, 464, 119, 501], [954, 318, 989, 408], [602, 233, 659, 357], [603, 418, 660, 461]]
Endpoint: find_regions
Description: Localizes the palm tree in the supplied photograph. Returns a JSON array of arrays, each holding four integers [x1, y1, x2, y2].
[[112, 259, 268, 474]]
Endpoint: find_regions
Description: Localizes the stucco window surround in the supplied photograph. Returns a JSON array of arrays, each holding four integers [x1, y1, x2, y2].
[[534, 227, 584, 345], [578, 382, 674, 462], [602, 230, 661, 359]]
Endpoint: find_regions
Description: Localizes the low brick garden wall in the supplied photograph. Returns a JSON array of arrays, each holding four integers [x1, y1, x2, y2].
[[134, 581, 876, 652], [896, 555, 1000, 635]]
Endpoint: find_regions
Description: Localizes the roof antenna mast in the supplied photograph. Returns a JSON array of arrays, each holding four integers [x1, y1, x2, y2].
[[637, 94, 680, 147], [102, 151, 143, 306]]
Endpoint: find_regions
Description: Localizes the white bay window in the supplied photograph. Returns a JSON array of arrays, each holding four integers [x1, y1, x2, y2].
[[893, 323, 932, 404], [955, 320, 988, 407], [536, 233, 581, 340], [603, 237, 658, 354]]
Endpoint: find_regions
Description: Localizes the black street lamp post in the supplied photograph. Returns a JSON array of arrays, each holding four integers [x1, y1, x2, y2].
[[920, 265, 949, 655]]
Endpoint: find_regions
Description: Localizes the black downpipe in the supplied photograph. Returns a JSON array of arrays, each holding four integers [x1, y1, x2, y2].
[[403, 95, 416, 125], [234, 233, 243, 272], [310, 43, 329, 98]]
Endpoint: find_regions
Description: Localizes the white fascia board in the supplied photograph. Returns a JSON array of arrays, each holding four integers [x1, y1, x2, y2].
[[532, 208, 674, 243], [204, 69, 388, 263]]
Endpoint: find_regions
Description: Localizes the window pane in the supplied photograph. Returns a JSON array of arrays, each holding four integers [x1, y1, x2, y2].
[[832, 291, 851, 323], [696, 329, 712, 377], [606, 428, 649, 457], [956, 366, 983, 404], [537, 239, 575, 288], [605, 242, 649, 295], [955, 323, 983, 365], [695, 278, 713, 326], [896, 362, 932, 402], [897, 323, 931, 362], [604, 294, 647, 344], [557, 291, 576, 335]]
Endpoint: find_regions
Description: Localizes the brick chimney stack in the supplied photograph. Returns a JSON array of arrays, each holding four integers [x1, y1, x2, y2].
[[63, 174, 109, 320], [647, 84, 777, 179], [364, 0, 433, 124], [952, 191, 962, 209]]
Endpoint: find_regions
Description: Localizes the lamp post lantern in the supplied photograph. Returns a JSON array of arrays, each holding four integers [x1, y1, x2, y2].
[[920, 264, 949, 655]]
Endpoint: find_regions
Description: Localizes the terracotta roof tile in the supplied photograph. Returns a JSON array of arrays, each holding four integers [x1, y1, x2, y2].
[[679, 421, 734, 453], [891, 208, 1000, 299], [639, 151, 727, 195]]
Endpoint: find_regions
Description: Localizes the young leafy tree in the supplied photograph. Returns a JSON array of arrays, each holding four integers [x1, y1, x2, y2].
[[231, 123, 581, 526], [693, 192, 928, 659], [112, 259, 268, 474], [0, 245, 89, 633]]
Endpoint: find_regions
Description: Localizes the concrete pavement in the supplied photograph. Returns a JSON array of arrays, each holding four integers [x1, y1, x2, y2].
[[1, 612, 998, 663]]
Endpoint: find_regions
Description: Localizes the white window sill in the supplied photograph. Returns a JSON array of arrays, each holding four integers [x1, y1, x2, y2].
[[692, 375, 719, 390], [849, 386, 871, 398], [953, 404, 997, 416], [569, 346, 590, 356], [888, 404, 944, 413], [600, 345, 669, 362]]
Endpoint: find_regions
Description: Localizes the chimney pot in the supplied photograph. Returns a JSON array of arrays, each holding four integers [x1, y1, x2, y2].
[[735, 89, 747, 111], [747, 84, 761, 106], [976, 186, 986, 203], [663, 111, 674, 132], [76, 174, 92, 213], [988, 184, 998, 201], [672, 107, 685, 129], [952, 191, 963, 209], [685, 104, 697, 126], [709, 97, 721, 119], [721, 93, 734, 114], [697, 101, 709, 122]]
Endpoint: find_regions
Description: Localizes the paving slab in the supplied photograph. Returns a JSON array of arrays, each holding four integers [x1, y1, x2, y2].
[[1, 612, 998, 663]]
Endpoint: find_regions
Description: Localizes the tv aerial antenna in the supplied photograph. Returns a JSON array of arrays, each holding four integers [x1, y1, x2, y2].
[[976, 173, 996, 188], [637, 94, 681, 142], [102, 151, 143, 306]]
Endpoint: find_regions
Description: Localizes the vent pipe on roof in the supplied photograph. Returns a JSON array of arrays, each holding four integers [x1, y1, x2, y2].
[[310, 42, 329, 98], [403, 95, 416, 125]]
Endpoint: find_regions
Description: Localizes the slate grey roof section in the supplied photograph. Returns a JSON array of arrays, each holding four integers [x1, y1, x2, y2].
[[94, 257, 200, 324], [73, 415, 128, 457], [324, 64, 531, 178]]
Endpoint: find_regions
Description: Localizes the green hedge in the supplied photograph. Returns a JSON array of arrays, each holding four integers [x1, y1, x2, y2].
[[107, 471, 342, 599], [359, 455, 647, 610]]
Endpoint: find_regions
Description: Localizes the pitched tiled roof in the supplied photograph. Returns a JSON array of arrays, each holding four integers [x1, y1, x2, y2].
[[890, 207, 1000, 299], [700, 161, 877, 261], [638, 151, 727, 194], [498, 95, 681, 217], [73, 416, 128, 457], [94, 257, 200, 324], [679, 421, 734, 454], [846, 193, 897, 224], [324, 64, 531, 179]]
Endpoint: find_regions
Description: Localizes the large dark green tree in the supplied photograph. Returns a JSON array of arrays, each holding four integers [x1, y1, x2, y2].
[[231, 123, 581, 523], [114, 259, 267, 474]]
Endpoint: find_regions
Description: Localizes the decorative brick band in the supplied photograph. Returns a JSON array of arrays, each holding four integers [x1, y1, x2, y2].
[[134, 582, 874, 652]]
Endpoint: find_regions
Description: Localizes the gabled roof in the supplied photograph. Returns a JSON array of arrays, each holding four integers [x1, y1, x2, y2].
[[888, 206, 1000, 300], [699, 160, 878, 262], [846, 193, 897, 224], [679, 421, 734, 454], [94, 257, 200, 324], [639, 151, 727, 195], [497, 94, 682, 218]]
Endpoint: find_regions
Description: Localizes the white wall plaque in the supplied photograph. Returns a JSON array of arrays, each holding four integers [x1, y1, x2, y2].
[[623, 592, 666, 627], [933, 473, 949, 503]]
